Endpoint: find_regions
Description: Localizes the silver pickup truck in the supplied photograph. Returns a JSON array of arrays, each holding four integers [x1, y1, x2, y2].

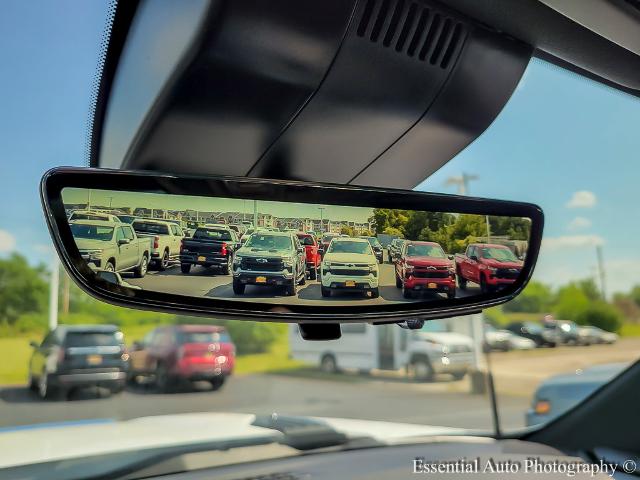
[[69, 220, 152, 277]]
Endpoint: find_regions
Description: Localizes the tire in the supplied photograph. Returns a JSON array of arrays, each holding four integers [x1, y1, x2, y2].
[[104, 261, 115, 273], [298, 268, 306, 286], [38, 372, 57, 400], [447, 289, 456, 299], [480, 275, 489, 294], [402, 285, 412, 299], [180, 263, 191, 274], [285, 278, 298, 296], [133, 254, 148, 278], [411, 358, 434, 382], [451, 371, 466, 381], [370, 287, 379, 299], [308, 268, 317, 280], [157, 250, 170, 271], [221, 255, 232, 275], [458, 273, 467, 290], [111, 383, 125, 395], [28, 371, 38, 392], [232, 279, 245, 295], [320, 354, 337, 373], [395, 273, 402, 288], [155, 364, 173, 393], [321, 286, 331, 297], [210, 376, 226, 391]]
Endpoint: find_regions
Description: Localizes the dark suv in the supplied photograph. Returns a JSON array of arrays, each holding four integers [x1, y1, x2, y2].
[[28, 325, 128, 399], [232, 231, 306, 296]]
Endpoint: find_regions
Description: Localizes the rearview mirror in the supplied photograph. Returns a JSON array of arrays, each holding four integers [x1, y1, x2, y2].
[[41, 167, 543, 324]]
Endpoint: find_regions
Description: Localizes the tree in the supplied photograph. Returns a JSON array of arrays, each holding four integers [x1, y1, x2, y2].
[[553, 283, 590, 320], [0, 253, 49, 325], [629, 285, 640, 308], [382, 227, 404, 238], [503, 281, 553, 313], [340, 226, 355, 236], [575, 302, 623, 332], [489, 216, 531, 241]]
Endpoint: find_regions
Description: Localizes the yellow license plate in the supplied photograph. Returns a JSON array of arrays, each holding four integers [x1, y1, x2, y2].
[[256, 276, 267, 283], [428, 282, 438, 289], [345, 280, 356, 287], [197, 256, 206, 262], [87, 354, 102, 365]]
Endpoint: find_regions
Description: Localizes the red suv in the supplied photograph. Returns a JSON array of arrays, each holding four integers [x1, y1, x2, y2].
[[296, 232, 321, 280], [128, 325, 235, 392], [395, 241, 456, 299]]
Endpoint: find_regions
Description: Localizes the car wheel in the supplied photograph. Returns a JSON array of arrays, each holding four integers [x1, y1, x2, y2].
[[480, 275, 489, 294], [458, 275, 467, 290], [321, 286, 331, 297], [221, 255, 232, 275], [210, 376, 225, 391], [402, 285, 412, 299], [285, 277, 298, 296], [395, 273, 402, 288], [447, 289, 456, 299], [298, 268, 306, 285], [38, 372, 56, 400], [232, 279, 245, 295], [28, 371, 38, 392], [155, 364, 173, 393], [104, 261, 115, 273], [320, 354, 337, 373], [180, 263, 191, 274], [411, 358, 434, 382], [134, 254, 148, 278], [370, 287, 379, 299], [157, 250, 170, 271], [308, 268, 317, 280]]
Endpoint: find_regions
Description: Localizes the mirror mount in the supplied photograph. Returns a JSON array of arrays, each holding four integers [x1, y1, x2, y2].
[[299, 323, 341, 341]]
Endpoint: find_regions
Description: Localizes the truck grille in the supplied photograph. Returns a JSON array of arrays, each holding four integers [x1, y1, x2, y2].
[[495, 268, 520, 279], [241, 258, 284, 272], [329, 269, 370, 276], [413, 269, 449, 278]]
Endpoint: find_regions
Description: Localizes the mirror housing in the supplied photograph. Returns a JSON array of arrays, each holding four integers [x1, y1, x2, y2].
[[40, 167, 543, 324], [470, 255, 479, 262]]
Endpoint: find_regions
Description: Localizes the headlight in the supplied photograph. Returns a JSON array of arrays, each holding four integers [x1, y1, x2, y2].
[[448, 267, 456, 275]]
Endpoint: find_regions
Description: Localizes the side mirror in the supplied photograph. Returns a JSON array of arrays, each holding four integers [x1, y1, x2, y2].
[[118, 238, 130, 246], [29, 341, 39, 348], [470, 255, 478, 261], [447, 255, 454, 261], [297, 247, 304, 254]]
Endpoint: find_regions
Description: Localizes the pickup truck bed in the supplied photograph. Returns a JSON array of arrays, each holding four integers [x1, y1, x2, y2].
[[179, 227, 240, 274]]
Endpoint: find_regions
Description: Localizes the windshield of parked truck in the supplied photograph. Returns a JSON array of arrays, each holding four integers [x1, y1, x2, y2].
[[406, 243, 446, 258], [480, 247, 518, 262], [193, 228, 233, 241], [245, 234, 292, 251], [132, 221, 170, 235], [327, 240, 373, 255], [64, 331, 123, 347], [69, 224, 114, 241]]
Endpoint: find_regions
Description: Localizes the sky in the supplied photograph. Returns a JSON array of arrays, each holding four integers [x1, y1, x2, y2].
[[1, 2, 639, 295]]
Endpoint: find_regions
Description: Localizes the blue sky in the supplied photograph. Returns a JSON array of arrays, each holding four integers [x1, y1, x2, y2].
[[0, 2, 639, 295]]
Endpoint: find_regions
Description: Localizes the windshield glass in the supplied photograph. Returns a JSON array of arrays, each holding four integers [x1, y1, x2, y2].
[[70, 224, 114, 241], [297, 235, 315, 246], [406, 243, 446, 258], [2, 7, 640, 469], [245, 234, 292, 250], [193, 228, 232, 241], [132, 222, 170, 235], [327, 241, 372, 255], [363, 237, 381, 247], [177, 331, 231, 344], [65, 331, 122, 347], [480, 247, 518, 262]]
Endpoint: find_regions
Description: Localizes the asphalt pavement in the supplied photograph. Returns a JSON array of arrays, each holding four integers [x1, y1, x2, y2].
[[126, 254, 480, 305], [0, 372, 529, 431]]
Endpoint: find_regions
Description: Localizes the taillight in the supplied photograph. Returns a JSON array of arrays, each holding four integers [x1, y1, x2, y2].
[[221, 242, 227, 255], [153, 235, 159, 249]]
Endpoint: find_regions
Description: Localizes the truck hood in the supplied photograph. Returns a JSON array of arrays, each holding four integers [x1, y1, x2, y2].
[[482, 259, 523, 269], [74, 238, 112, 251], [324, 252, 376, 263], [415, 332, 474, 347], [237, 248, 292, 258], [405, 257, 452, 268], [0, 413, 464, 470]]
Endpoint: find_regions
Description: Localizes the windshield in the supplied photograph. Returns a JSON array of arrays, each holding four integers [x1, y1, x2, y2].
[[406, 243, 446, 258], [480, 247, 518, 262], [70, 213, 109, 221], [132, 222, 170, 235], [363, 237, 381, 247], [297, 235, 315, 246], [327, 241, 372, 255], [2, 7, 640, 471], [70, 224, 114, 241], [64, 331, 122, 347], [245, 234, 292, 250], [177, 331, 231, 344], [193, 228, 232, 241]]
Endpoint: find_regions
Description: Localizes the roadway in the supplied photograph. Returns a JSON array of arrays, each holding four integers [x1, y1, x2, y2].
[[126, 254, 480, 305]]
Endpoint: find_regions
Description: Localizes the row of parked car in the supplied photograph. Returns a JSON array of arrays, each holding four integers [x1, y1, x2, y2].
[[27, 324, 236, 400]]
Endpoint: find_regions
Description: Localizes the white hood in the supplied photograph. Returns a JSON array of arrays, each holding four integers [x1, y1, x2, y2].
[[324, 252, 376, 264], [0, 412, 463, 469], [416, 332, 474, 347]]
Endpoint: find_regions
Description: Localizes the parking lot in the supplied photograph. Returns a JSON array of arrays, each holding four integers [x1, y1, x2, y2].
[[126, 253, 480, 305]]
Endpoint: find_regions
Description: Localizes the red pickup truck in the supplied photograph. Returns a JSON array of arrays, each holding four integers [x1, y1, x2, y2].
[[296, 233, 321, 280], [455, 243, 523, 293], [394, 241, 456, 299]]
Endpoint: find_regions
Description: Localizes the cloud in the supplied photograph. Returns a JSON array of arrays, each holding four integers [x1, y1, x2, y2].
[[567, 216, 592, 230], [0, 230, 16, 253], [33, 244, 54, 255], [566, 190, 597, 208], [542, 234, 604, 251]]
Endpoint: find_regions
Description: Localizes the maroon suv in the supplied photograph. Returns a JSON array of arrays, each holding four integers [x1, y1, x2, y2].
[[128, 325, 235, 392]]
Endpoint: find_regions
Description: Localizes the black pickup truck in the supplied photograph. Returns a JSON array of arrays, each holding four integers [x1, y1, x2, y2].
[[179, 226, 241, 274]]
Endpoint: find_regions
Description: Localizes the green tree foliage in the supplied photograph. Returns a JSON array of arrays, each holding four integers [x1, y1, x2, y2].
[[553, 283, 591, 320], [382, 226, 404, 238], [503, 281, 553, 313], [340, 226, 355, 236], [629, 285, 640, 308], [575, 302, 623, 332], [0, 254, 48, 325], [489, 216, 531, 241]]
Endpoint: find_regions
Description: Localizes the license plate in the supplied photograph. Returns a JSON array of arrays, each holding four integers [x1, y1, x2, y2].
[[345, 280, 356, 287], [197, 256, 206, 262], [428, 282, 438, 289], [256, 276, 267, 283], [87, 354, 102, 365]]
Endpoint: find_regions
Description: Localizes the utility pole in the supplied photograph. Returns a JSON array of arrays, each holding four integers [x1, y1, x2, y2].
[[318, 207, 325, 234], [596, 245, 606, 300], [48, 257, 60, 331], [253, 200, 258, 228], [108, 196, 113, 209], [485, 215, 491, 242], [87, 189, 92, 210]]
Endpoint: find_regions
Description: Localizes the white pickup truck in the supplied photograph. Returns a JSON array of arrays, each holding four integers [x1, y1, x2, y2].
[[69, 220, 152, 277], [131, 219, 185, 270]]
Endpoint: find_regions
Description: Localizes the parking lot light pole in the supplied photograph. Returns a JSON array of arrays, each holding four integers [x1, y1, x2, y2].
[[48, 257, 59, 331]]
